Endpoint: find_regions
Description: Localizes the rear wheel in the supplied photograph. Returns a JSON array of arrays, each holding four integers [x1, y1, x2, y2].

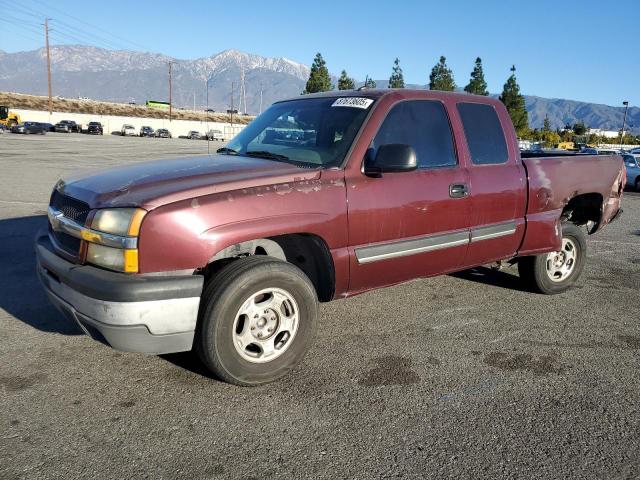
[[195, 256, 318, 386], [635, 178, 640, 192], [518, 223, 586, 294]]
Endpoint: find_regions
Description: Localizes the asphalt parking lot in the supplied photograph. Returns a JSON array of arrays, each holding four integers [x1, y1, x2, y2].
[[1, 132, 639, 479]]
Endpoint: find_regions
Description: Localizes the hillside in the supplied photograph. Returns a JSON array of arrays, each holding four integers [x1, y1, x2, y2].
[[0, 91, 253, 124], [1, 45, 638, 132]]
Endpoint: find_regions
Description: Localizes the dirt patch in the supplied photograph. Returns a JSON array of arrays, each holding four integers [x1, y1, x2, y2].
[[0, 372, 48, 392], [618, 335, 640, 349], [484, 352, 564, 375], [358, 355, 422, 387]]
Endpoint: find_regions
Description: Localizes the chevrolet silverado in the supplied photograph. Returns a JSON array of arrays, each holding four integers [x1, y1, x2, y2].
[[36, 90, 625, 385]]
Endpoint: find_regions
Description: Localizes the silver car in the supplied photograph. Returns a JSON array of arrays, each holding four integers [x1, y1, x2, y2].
[[622, 154, 640, 191]]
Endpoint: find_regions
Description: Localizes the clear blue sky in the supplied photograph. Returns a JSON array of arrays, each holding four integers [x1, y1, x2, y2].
[[1, 0, 638, 107]]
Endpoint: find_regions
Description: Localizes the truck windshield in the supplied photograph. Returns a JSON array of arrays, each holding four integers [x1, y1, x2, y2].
[[223, 97, 373, 168]]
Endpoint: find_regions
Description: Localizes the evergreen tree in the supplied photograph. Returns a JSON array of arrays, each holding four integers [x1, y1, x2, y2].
[[542, 115, 552, 132], [337, 70, 355, 90], [463, 57, 488, 95], [388, 58, 405, 88], [364, 77, 376, 88], [499, 65, 529, 137], [572, 121, 587, 135], [304, 53, 332, 94], [429, 56, 456, 92]]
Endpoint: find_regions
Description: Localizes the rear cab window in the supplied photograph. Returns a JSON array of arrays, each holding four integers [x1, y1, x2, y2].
[[371, 100, 457, 169], [457, 102, 509, 165]]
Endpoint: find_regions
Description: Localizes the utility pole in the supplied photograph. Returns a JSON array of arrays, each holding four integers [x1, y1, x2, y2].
[[230, 81, 234, 129], [44, 18, 53, 115], [259, 84, 263, 115], [620, 101, 629, 149], [168, 62, 174, 121]]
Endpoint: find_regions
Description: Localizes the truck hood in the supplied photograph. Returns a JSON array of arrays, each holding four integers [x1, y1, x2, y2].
[[56, 154, 321, 210]]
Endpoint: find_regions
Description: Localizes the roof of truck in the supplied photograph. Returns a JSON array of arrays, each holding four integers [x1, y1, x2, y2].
[[277, 88, 499, 104]]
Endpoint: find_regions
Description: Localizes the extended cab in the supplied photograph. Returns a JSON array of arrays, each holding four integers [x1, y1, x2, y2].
[[36, 90, 625, 385]]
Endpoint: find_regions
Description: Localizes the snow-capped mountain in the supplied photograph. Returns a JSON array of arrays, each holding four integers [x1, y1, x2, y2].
[[0, 45, 310, 113]]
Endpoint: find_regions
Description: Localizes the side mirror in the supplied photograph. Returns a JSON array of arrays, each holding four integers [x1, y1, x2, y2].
[[364, 144, 417, 177]]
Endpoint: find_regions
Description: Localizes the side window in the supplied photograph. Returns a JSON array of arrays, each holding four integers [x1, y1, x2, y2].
[[371, 100, 457, 168], [457, 103, 509, 165]]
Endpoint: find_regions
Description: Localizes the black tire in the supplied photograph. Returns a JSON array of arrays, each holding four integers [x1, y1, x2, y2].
[[635, 178, 640, 192], [518, 223, 586, 294], [195, 256, 318, 386]]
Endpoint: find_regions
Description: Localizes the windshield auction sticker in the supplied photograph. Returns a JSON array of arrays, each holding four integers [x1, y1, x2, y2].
[[331, 97, 374, 109]]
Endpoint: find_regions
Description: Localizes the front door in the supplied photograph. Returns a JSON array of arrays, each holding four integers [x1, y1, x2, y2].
[[346, 99, 471, 294]]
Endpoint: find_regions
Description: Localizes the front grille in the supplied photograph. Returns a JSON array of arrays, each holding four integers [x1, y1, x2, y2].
[[50, 190, 90, 225], [49, 190, 90, 258], [49, 223, 82, 257]]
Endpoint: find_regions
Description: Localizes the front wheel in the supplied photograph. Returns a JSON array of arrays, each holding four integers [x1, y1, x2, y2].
[[518, 223, 586, 294], [195, 256, 318, 386]]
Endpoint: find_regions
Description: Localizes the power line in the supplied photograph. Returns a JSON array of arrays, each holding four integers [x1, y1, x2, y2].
[[0, 19, 42, 43], [33, 0, 152, 52]]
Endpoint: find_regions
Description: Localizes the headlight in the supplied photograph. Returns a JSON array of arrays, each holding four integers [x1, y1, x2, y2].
[[85, 208, 146, 273], [86, 243, 139, 272]]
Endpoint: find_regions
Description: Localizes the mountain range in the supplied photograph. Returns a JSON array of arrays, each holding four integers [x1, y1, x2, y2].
[[0, 45, 638, 133]]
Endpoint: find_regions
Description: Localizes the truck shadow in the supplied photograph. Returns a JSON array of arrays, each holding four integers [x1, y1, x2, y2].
[[0, 215, 82, 335], [159, 352, 217, 379], [451, 266, 529, 292]]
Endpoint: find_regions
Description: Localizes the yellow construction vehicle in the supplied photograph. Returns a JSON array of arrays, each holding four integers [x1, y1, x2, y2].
[[0, 105, 21, 127]]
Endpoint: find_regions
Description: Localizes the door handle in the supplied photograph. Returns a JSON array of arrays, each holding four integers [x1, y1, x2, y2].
[[449, 183, 469, 198]]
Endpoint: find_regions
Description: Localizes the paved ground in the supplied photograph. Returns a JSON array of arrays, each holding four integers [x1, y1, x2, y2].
[[1, 132, 639, 479]]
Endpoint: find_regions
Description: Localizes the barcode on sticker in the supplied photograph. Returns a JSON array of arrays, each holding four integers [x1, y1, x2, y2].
[[331, 97, 374, 109]]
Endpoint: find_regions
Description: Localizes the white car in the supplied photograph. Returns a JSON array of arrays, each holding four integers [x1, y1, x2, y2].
[[121, 124, 138, 136], [206, 129, 225, 141]]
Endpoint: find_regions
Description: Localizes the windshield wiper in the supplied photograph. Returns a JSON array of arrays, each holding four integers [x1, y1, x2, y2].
[[245, 150, 290, 161], [216, 147, 238, 155]]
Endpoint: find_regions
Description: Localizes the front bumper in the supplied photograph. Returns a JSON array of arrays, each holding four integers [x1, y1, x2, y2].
[[35, 230, 204, 354]]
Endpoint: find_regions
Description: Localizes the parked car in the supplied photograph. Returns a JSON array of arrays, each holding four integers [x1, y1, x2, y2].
[[206, 129, 224, 141], [11, 121, 48, 134], [55, 120, 81, 133], [187, 130, 201, 139], [155, 128, 171, 138], [140, 126, 154, 137], [36, 90, 624, 386], [579, 147, 598, 154], [628, 147, 640, 154], [39, 122, 55, 132], [622, 154, 640, 191], [86, 122, 104, 135], [121, 124, 138, 136]]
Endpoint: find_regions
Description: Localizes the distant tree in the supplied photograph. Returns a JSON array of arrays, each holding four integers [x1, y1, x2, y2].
[[463, 57, 488, 96], [542, 115, 552, 132], [337, 70, 355, 90], [363, 76, 376, 88], [429, 56, 456, 92], [388, 58, 405, 88], [572, 121, 588, 135], [304, 53, 332, 94], [499, 65, 529, 137]]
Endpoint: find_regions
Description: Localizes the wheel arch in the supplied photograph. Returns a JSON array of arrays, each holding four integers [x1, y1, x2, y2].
[[561, 192, 604, 233], [203, 233, 336, 302]]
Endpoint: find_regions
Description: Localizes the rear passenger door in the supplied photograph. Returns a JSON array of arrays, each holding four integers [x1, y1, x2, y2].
[[346, 99, 471, 293], [456, 102, 527, 267]]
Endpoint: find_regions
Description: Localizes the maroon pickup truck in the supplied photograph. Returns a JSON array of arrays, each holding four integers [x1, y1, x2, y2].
[[36, 90, 624, 385]]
